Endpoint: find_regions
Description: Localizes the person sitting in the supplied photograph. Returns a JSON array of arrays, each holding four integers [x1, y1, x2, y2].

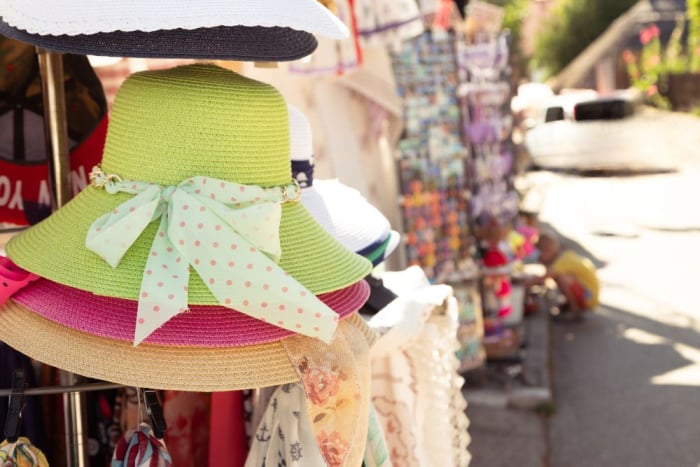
[[527, 229, 600, 320]]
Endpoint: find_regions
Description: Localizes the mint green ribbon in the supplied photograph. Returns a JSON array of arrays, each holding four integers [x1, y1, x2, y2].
[[86, 167, 339, 346]]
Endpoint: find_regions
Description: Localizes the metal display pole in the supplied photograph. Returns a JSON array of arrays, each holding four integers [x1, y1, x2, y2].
[[0, 381, 124, 398], [36, 47, 89, 467], [37, 49, 72, 208]]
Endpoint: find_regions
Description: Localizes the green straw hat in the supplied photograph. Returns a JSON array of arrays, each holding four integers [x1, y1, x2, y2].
[[6, 64, 371, 304]]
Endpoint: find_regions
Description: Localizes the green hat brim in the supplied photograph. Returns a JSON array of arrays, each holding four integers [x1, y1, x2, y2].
[[7, 185, 372, 304]]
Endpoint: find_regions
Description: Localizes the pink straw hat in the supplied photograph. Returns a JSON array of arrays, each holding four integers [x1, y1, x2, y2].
[[11, 278, 369, 347]]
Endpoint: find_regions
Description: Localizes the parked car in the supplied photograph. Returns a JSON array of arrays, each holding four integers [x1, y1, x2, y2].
[[523, 89, 656, 171]]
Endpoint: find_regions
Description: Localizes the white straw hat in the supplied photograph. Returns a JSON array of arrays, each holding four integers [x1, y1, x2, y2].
[[0, 0, 348, 37], [288, 105, 393, 255], [0, 0, 348, 60]]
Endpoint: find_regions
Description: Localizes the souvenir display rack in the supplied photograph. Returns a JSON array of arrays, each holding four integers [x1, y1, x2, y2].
[[458, 27, 524, 366], [0, 2, 477, 465], [391, 30, 474, 283]]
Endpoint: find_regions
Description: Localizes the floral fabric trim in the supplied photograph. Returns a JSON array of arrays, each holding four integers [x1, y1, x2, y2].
[[283, 318, 371, 467]]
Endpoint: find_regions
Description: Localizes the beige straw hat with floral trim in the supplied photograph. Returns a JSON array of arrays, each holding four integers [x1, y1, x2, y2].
[[0, 301, 375, 391]]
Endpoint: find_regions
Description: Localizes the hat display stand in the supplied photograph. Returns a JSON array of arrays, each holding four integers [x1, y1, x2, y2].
[[0, 0, 482, 467], [0, 44, 124, 466], [0, 43, 107, 465], [37, 48, 89, 467], [0, 51, 71, 239], [0, 5, 360, 465]]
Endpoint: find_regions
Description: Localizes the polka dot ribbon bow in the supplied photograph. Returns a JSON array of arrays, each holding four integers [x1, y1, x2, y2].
[[86, 166, 339, 346]]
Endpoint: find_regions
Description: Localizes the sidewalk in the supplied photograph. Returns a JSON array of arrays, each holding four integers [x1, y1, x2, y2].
[[467, 404, 548, 467], [463, 301, 553, 467]]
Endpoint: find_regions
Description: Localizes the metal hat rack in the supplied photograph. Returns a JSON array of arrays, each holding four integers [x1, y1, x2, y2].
[[37, 47, 90, 467], [0, 47, 97, 466], [0, 48, 103, 466], [1, 47, 166, 467]]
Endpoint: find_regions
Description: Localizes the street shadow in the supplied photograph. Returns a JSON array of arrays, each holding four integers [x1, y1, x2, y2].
[[541, 166, 677, 178], [595, 302, 700, 362], [549, 302, 700, 467], [640, 225, 700, 233]]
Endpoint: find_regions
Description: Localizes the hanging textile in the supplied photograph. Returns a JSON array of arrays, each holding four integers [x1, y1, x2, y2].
[[369, 267, 471, 466], [162, 391, 211, 467], [0, 437, 49, 466], [246, 318, 371, 467], [290, 0, 361, 76], [363, 403, 393, 467], [87, 389, 123, 467], [111, 423, 173, 467], [353, 0, 425, 48], [209, 391, 248, 467], [245, 383, 327, 467]]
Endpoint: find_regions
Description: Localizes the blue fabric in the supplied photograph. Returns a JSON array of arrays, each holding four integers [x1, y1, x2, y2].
[[291, 159, 315, 188], [356, 234, 390, 258]]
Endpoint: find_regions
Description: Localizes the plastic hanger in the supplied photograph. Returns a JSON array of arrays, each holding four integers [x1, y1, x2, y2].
[[3, 369, 26, 443], [142, 390, 167, 440]]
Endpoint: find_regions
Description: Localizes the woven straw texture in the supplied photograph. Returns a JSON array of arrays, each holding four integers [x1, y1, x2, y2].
[[301, 181, 391, 254], [13, 279, 369, 347], [346, 312, 378, 347], [289, 105, 313, 162], [0, 300, 297, 390], [288, 104, 392, 254], [7, 65, 371, 301], [0, 22, 319, 60], [0, 0, 348, 38], [0, 303, 371, 391]]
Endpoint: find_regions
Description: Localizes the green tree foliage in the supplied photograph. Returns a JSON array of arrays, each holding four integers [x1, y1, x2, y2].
[[687, 0, 700, 70], [534, 0, 638, 77]]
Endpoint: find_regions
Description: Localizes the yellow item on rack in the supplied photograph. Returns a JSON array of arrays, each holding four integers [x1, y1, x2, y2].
[[0, 437, 49, 467]]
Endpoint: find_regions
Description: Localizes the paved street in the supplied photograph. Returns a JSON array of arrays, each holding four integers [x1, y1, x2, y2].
[[523, 109, 700, 466]]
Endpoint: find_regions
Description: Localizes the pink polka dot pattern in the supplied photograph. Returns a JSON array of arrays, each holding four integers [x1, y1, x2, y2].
[[86, 174, 332, 345], [133, 213, 189, 344]]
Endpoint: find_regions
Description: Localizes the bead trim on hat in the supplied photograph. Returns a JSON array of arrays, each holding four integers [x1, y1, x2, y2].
[[90, 165, 302, 203], [85, 165, 337, 346]]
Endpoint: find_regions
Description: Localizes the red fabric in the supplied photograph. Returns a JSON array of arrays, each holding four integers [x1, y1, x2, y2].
[[111, 424, 173, 467], [348, 0, 363, 67], [495, 277, 512, 318], [434, 0, 456, 30], [482, 248, 507, 267], [163, 391, 211, 467], [0, 115, 107, 225], [569, 280, 588, 309], [208, 391, 248, 467]]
